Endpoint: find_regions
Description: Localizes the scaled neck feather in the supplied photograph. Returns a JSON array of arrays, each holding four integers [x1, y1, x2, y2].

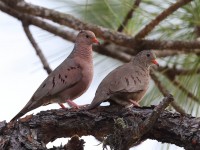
[[72, 43, 93, 61]]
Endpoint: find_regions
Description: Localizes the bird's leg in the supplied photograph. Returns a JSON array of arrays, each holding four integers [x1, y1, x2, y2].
[[129, 99, 140, 107], [66, 100, 80, 109], [58, 103, 66, 109]]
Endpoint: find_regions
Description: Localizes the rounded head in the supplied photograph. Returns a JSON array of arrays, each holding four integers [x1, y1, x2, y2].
[[134, 50, 159, 67], [76, 30, 99, 45]]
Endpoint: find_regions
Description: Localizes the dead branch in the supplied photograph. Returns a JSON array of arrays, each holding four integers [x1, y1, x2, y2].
[[135, 0, 192, 39]]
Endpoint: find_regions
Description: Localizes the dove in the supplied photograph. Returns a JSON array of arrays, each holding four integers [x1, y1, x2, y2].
[[11, 30, 99, 121], [87, 50, 159, 110]]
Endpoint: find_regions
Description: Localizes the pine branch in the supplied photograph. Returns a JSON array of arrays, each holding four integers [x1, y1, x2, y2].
[[23, 23, 52, 74], [135, 0, 192, 39], [2, 0, 200, 51], [117, 0, 141, 32], [171, 78, 199, 103]]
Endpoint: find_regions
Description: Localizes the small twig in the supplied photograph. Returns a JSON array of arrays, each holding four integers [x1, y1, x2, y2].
[[135, 0, 192, 39], [117, 0, 141, 32], [151, 71, 186, 115], [23, 23, 52, 74]]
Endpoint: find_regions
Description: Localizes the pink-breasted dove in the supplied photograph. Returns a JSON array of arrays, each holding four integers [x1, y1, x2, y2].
[[87, 50, 159, 110], [11, 30, 99, 121]]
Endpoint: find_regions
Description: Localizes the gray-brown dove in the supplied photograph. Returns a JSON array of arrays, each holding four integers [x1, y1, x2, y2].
[[11, 30, 99, 121], [87, 50, 159, 110]]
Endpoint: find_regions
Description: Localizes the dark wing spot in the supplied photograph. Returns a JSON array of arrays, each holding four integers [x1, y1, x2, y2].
[[59, 74, 61, 79], [135, 71, 140, 76], [67, 68, 70, 71], [125, 77, 129, 86], [52, 77, 55, 87], [42, 83, 46, 88], [65, 75, 68, 78], [131, 75, 136, 85], [70, 67, 76, 70], [77, 65, 81, 69], [136, 77, 141, 83]]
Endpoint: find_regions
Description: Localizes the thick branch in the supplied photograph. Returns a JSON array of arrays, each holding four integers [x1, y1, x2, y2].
[[135, 0, 192, 38], [23, 23, 52, 74], [1, 104, 200, 149], [2, 0, 200, 51]]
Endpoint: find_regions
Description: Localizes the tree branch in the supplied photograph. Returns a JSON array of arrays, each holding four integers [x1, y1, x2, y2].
[[1, 98, 199, 150], [135, 0, 192, 39], [2, 0, 200, 51], [117, 0, 141, 32], [0, 1, 77, 42], [23, 23, 52, 74]]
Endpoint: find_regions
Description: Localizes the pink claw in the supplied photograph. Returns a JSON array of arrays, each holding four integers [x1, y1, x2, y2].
[[129, 99, 140, 107], [59, 103, 66, 109], [66, 100, 80, 109]]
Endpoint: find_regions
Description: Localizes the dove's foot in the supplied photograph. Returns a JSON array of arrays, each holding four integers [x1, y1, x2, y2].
[[66, 100, 80, 109], [129, 100, 140, 107], [59, 103, 66, 109]]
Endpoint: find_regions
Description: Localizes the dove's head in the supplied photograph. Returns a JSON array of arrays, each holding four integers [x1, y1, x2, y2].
[[76, 30, 100, 45], [134, 50, 159, 68]]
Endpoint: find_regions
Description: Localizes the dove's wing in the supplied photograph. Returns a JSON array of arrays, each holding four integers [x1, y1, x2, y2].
[[33, 58, 82, 101]]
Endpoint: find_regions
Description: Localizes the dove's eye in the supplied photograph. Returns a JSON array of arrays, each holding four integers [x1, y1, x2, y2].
[[146, 54, 150, 57], [86, 35, 89, 38]]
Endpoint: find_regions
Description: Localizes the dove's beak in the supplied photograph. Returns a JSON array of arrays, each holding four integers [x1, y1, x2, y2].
[[152, 59, 159, 67], [92, 38, 100, 45]]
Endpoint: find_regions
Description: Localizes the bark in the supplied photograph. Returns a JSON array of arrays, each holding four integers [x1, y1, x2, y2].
[[0, 96, 199, 150]]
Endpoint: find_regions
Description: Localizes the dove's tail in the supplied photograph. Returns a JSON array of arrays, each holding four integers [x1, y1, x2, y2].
[[10, 97, 40, 122], [86, 99, 102, 110]]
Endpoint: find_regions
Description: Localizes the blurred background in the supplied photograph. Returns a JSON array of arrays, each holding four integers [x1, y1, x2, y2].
[[1, 0, 200, 149]]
